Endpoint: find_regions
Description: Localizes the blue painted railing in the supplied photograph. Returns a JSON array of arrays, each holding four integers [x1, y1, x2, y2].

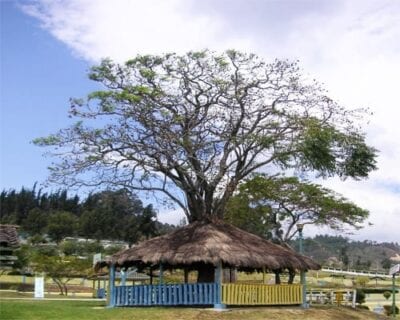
[[114, 283, 220, 306]]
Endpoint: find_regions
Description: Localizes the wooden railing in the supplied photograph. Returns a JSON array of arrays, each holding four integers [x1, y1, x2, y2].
[[114, 283, 219, 306], [112, 283, 302, 306], [222, 283, 302, 305]]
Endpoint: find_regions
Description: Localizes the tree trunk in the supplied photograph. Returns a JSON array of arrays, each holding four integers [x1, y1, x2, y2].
[[53, 278, 64, 295], [197, 264, 215, 283]]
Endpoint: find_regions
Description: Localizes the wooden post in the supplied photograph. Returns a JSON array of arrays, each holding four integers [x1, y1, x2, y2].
[[150, 267, 153, 285], [214, 260, 226, 310], [159, 262, 164, 305], [184, 268, 189, 284], [159, 262, 164, 285], [107, 264, 116, 308], [262, 267, 266, 284]]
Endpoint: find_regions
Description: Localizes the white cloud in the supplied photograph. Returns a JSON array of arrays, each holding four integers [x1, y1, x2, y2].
[[20, 0, 254, 62], [20, 0, 400, 242], [157, 208, 185, 226]]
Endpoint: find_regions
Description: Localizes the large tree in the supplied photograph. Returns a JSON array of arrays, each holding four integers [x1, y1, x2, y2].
[[34, 50, 377, 223], [225, 175, 370, 243]]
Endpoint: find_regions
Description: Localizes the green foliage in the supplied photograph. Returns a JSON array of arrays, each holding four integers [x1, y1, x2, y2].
[[299, 120, 377, 179], [31, 253, 91, 295], [383, 291, 391, 300], [22, 208, 48, 235], [1, 186, 174, 246], [12, 245, 31, 272], [381, 257, 393, 270], [79, 189, 159, 244], [32, 134, 60, 146], [355, 276, 369, 287], [47, 211, 78, 243], [355, 288, 366, 304], [225, 175, 369, 242]]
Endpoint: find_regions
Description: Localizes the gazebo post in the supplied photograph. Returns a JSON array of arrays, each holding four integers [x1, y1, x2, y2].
[[214, 260, 226, 310], [150, 267, 153, 285], [107, 263, 116, 308], [158, 262, 164, 305], [184, 268, 189, 283], [159, 262, 164, 284], [262, 267, 266, 284]]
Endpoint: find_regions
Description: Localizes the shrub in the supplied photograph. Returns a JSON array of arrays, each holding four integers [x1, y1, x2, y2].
[[383, 305, 399, 316], [363, 288, 399, 294], [383, 291, 391, 300], [355, 276, 369, 287], [357, 305, 369, 310], [355, 289, 366, 304]]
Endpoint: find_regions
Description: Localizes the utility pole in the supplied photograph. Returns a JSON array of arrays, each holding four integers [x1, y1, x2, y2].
[[297, 223, 308, 309], [389, 264, 399, 318]]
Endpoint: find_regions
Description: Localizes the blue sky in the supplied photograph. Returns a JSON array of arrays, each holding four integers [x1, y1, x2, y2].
[[1, 0, 399, 242], [1, 1, 95, 189]]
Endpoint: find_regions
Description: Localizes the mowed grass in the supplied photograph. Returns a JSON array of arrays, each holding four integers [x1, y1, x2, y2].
[[0, 300, 392, 320]]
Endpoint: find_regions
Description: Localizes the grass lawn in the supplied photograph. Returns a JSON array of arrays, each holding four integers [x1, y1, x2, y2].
[[0, 299, 394, 320]]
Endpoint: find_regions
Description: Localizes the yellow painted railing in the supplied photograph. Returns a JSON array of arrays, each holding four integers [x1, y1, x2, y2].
[[222, 283, 302, 305]]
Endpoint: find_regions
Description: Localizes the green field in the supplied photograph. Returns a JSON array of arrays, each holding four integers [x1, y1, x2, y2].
[[1, 272, 398, 319], [0, 299, 393, 320]]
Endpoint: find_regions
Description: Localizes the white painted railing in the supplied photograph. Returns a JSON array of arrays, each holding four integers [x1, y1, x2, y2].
[[321, 267, 392, 278]]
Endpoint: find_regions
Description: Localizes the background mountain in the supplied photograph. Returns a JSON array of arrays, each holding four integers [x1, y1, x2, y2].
[[292, 235, 400, 270]]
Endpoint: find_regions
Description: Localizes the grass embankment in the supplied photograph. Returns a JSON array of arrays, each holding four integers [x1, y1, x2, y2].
[[0, 300, 393, 320]]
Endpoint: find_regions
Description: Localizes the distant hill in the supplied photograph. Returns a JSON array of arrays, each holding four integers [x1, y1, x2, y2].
[[291, 235, 400, 271]]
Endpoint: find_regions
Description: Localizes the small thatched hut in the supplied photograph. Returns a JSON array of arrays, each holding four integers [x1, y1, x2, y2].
[[100, 219, 319, 275], [0, 224, 20, 270], [0, 224, 19, 247], [98, 219, 319, 308]]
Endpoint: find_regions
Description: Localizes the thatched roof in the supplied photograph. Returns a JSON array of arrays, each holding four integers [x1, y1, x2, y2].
[[100, 220, 319, 272], [0, 225, 19, 248]]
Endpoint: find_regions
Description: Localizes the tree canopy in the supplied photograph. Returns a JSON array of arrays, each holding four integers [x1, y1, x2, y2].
[[0, 186, 174, 243], [225, 175, 370, 243], [34, 50, 377, 222]]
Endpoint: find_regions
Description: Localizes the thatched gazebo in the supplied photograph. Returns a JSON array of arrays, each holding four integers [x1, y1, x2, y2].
[[98, 219, 319, 308], [0, 224, 20, 271]]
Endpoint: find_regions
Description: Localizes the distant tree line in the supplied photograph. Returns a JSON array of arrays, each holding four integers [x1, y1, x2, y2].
[[0, 185, 176, 245]]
